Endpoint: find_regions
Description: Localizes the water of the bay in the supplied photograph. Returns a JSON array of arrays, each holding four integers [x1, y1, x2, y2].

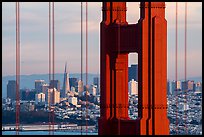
[[2, 131, 98, 135]]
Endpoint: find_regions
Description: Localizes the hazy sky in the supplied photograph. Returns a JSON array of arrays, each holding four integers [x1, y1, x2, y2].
[[2, 2, 202, 80]]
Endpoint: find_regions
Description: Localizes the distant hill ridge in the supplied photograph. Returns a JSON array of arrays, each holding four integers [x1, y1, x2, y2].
[[2, 74, 201, 98], [2, 73, 99, 98]]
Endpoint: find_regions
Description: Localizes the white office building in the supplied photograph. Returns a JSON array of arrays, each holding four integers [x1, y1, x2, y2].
[[46, 88, 60, 105], [68, 96, 78, 106], [35, 93, 45, 105], [128, 79, 138, 95]]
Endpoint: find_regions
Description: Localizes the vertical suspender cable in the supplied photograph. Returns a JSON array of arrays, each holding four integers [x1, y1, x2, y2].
[[175, 2, 178, 135], [52, 3, 55, 83], [80, 2, 83, 135], [18, 3, 20, 134], [48, 2, 55, 135], [49, 2, 51, 90], [52, 2, 55, 135], [15, 2, 20, 135], [184, 2, 188, 135], [85, 2, 88, 135], [48, 2, 51, 135], [15, 2, 18, 135]]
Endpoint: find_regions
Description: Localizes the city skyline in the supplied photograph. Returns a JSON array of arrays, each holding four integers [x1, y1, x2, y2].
[[2, 2, 202, 80]]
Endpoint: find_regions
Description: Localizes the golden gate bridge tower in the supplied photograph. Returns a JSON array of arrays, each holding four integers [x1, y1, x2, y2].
[[98, 2, 169, 135]]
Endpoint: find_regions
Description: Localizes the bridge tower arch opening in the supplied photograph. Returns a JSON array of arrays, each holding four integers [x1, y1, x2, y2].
[[128, 53, 138, 120]]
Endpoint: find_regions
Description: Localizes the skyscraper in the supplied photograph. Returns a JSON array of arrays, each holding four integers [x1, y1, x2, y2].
[[78, 80, 84, 97], [41, 83, 49, 94], [128, 64, 138, 82], [181, 81, 188, 91], [35, 80, 45, 93], [69, 77, 78, 89], [62, 62, 70, 98], [93, 77, 99, 95], [195, 82, 202, 91], [49, 80, 60, 93], [7, 80, 16, 100], [68, 96, 78, 106], [171, 81, 176, 95], [175, 80, 181, 90], [46, 88, 60, 105], [35, 92, 45, 105], [128, 79, 138, 95], [20, 88, 30, 100], [187, 80, 194, 91], [89, 84, 97, 96], [167, 80, 173, 95], [93, 77, 99, 87]]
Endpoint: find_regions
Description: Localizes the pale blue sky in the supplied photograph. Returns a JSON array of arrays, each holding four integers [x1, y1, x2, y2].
[[2, 2, 202, 80]]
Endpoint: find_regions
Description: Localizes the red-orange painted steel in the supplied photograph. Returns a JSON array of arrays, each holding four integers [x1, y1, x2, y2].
[[175, 2, 178, 134], [85, 2, 88, 135], [48, 2, 55, 135], [99, 2, 169, 135], [16, 2, 20, 135], [80, 2, 83, 135], [52, 2, 55, 135], [184, 2, 188, 134], [48, 2, 51, 135]]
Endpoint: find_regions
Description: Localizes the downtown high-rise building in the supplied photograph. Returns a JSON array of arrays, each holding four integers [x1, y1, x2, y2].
[[49, 80, 60, 93], [187, 80, 194, 91], [69, 77, 78, 89], [78, 80, 84, 97], [167, 80, 173, 95], [93, 77, 99, 95], [35, 80, 45, 93], [167, 80, 180, 95], [7, 80, 16, 100], [181, 81, 188, 91], [93, 77, 99, 87], [175, 80, 181, 90], [194, 82, 202, 91], [20, 88, 30, 100], [46, 88, 60, 105], [62, 62, 70, 98], [68, 96, 78, 106], [35, 92, 45, 105], [181, 80, 194, 91], [128, 79, 138, 95], [41, 83, 49, 94], [89, 84, 97, 96], [21, 89, 36, 101], [128, 64, 138, 82]]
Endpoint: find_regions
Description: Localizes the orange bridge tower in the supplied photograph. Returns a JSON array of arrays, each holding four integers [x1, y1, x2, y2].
[[98, 2, 169, 135]]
